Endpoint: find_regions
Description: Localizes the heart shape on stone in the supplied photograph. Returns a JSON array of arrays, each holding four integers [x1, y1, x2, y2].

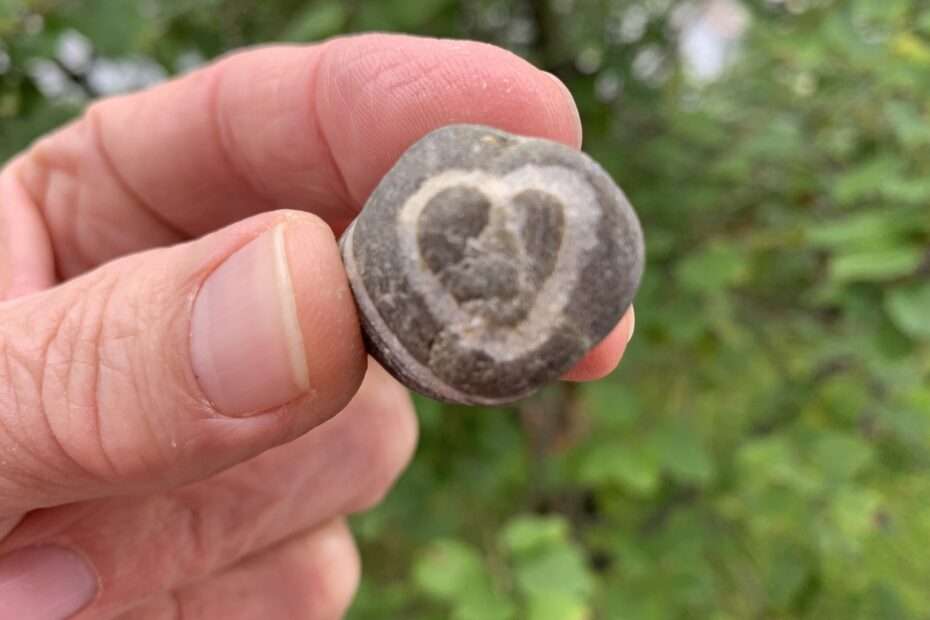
[[397, 166, 600, 361]]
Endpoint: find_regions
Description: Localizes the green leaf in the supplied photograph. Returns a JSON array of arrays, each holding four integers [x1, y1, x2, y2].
[[829, 487, 883, 549], [893, 33, 930, 65], [501, 515, 569, 556], [830, 246, 924, 282], [413, 540, 487, 601], [0, 0, 20, 18], [882, 175, 930, 205], [859, 584, 913, 620], [885, 283, 930, 340], [453, 591, 516, 620], [765, 544, 812, 609], [389, 0, 454, 29], [514, 545, 593, 599], [650, 424, 715, 486], [809, 432, 875, 481], [526, 591, 590, 620], [61, 0, 148, 55], [885, 102, 930, 148], [676, 243, 749, 292], [280, 2, 347, 42], [737, 437, 821, 495], [807, 207, 929, 250], [581, 382, 641, 429], [413, 540, 515, 620], [578, 442, 661, 496], [831, 157, 901, 205], [816, 375, 872, 423]]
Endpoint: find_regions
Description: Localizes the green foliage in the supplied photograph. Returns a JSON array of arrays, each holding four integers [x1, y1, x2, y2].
[[409, 515, 594, 619], [3, 0, 930, 618]]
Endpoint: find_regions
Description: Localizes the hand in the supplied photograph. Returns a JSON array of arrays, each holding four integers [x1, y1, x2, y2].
[[0, 34, 635, 619]]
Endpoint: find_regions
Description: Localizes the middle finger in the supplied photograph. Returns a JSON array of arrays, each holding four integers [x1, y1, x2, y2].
[[16, 35, 581, 279]]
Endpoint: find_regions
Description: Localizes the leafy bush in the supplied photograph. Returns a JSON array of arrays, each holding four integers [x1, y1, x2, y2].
[[2, 0, 929, 617]]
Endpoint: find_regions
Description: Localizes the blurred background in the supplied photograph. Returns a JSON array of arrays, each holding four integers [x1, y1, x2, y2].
[[3, 0, 930, 618]]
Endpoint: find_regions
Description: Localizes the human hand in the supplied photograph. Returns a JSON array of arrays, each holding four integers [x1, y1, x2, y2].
[[0, 34, 635, 619]]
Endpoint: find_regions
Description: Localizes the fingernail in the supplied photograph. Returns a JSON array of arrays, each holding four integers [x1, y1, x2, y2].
[[0, 546, 97, 620], [543, 71, 583, 145], [191, 224, 310, 416]]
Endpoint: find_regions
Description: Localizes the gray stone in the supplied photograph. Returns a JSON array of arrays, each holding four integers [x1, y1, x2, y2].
[[340, 124, 644, 405]]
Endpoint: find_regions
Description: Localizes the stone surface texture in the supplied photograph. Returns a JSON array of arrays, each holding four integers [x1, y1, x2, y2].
[[340, 124, 645, 405]]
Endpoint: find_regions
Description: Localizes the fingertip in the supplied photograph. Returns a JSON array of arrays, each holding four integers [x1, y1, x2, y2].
[[284, 213, 368, 417], [317, 34, 585, 205], [562, 307, 635, 382], [189, 211, 365, 422], [542, 71, 584, 149]]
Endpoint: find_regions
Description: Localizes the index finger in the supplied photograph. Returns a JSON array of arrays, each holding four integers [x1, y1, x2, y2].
[[10, 33, 632, 382], [15, 34, 582, 277]]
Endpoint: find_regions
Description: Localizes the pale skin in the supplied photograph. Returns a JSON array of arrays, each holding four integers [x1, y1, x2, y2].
[[0, 34, 635, 619]]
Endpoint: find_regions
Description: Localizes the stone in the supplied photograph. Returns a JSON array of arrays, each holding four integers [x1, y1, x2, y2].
[[340, 124, 644, 405]]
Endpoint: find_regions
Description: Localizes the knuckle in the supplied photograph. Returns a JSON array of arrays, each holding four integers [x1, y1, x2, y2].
[[20, 117, 81, 217], [305, 525, 361, 620], [0, 263, 181, 495], [20, 105, 102, 278], [347, 386, 418, 513], [0, 274, 125, 496], [0, 330, 61, 499], [202, 61, 274, 208], [50, 258, 195, 486], [40, 269, 131, 481]]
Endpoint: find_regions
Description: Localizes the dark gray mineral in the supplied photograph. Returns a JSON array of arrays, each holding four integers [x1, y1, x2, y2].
[[340, 124, 644, 405]]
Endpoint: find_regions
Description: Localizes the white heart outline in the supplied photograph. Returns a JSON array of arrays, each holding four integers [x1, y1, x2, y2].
[[396, 165, 602, 362]]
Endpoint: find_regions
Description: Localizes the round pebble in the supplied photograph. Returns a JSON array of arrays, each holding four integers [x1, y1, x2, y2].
[[340, 124, 644, 405]]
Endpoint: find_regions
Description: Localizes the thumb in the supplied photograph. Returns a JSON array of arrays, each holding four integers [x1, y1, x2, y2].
[[0, 211, 366, 514]]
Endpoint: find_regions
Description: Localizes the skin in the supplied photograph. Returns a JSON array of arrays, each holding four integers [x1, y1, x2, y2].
[[0, 34, 634, 619]]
